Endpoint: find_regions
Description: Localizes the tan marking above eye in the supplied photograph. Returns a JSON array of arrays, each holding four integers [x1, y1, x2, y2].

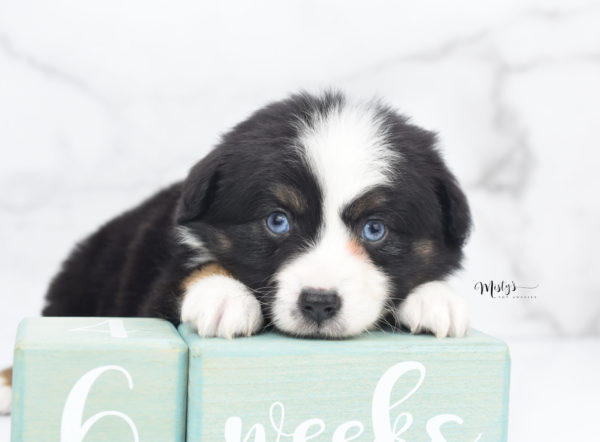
[[182, 264, 232, 290], [273, 185, 306, 213], [344, 188, 390, 221]]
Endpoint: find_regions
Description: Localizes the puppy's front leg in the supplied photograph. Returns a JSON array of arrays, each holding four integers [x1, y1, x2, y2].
[[180, 264, 263, 338], [394, 281, 470, 338]]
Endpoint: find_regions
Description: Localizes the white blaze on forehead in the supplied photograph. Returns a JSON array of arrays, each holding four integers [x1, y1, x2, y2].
[[270, 100, 397, 337], [297, 101, 398, 220]]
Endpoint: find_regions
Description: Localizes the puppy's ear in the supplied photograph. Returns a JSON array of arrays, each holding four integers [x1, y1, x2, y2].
[[176, 151, 221, 224], [435, 172, 472, 249]]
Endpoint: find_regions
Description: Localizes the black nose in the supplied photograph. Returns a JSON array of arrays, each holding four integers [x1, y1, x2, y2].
[[298, 289, 341, 325]]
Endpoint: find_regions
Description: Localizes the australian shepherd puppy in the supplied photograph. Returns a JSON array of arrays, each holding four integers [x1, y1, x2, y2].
[[0, 91, 472, 413]]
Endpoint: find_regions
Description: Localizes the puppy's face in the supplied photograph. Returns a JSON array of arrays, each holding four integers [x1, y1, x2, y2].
[[177, 93, 471, 338]]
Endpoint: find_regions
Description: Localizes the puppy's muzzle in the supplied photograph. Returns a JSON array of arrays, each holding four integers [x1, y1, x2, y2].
[[298, 289, 341, 325]]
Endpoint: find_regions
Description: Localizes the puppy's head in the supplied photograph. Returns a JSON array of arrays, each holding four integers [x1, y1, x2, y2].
[[176, 92, 471, 338]]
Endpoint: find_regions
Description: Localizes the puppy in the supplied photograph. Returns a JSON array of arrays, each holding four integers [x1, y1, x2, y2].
[[0, 91, 471, 414]]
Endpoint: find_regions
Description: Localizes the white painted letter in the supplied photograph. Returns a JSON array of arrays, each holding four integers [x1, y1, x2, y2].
[[224, 417, 266, 442], [293, 418, 325, 441], [332, 420, 364, 441], [426, 414, 483, 442], [372, 361, 425, 442]]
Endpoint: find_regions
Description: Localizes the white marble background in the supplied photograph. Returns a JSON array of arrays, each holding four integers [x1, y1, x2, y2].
[[1, 0, 599, 439]]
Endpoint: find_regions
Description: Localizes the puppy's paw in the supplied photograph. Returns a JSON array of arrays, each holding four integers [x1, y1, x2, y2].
[[0, 373, 10, 415], [180, 275, 263, 338], [395, 281, 470, 338]]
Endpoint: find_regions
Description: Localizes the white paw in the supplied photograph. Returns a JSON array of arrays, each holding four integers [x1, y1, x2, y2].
[[0, 377, 10, 415], [395, 281, 470, 338], [180, 275, 263, 338]]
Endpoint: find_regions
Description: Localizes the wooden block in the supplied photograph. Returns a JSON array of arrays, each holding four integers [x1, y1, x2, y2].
[[11, 317, 188, 442], [179, 325, 510, 441]]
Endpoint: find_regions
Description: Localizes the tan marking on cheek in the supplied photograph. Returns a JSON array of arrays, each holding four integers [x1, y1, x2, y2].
[[348, 240, 367, 258], [0, 367, 12, 386], [414, 239, 434, 260], [182, 264, 232, 291]]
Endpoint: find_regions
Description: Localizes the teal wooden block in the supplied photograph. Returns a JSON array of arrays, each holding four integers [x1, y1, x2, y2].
[[11, 317, 188, 442], [179, 325, 510, 441]]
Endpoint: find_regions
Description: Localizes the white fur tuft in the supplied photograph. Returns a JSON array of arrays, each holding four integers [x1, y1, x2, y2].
[[175, 226, 215, 268], [395, 281, 470, 338], [296, 100, 399, 211], [180, 274, 263, 338], [273, 100, 397, 337]]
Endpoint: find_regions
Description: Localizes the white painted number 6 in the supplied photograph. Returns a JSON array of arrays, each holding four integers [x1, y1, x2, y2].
[[61, 365, 139, 442]]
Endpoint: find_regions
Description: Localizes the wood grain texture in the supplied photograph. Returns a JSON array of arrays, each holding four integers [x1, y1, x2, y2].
[[11, 317, 188, 442], [179, 325, 510, 441]]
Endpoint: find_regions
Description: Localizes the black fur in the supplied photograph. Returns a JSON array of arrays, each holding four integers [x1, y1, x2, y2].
[[43, 91, 471, 333]]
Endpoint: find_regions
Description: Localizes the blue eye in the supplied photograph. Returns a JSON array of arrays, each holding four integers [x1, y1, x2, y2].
[[266, 212, 290, 234], [362, 220, 386, 241]]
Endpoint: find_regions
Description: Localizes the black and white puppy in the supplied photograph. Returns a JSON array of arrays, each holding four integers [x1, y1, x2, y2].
[[0, 91, 473, 413], [47, 91, 472, 340]]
